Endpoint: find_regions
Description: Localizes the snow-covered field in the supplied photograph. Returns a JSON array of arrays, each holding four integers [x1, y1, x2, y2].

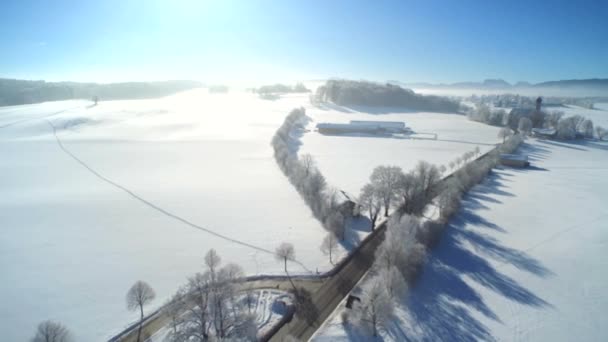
[[313, 138, 608, 341], [556, 103, 608, 128], [1, 91, 329, 341], [300, 105, 502, 195], [0, 90, 512, 341], [146, 289, 292, 342]]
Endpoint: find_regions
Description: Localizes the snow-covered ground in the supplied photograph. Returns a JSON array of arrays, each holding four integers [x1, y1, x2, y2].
[[0, 91, 329, 341], [0, 90, 513, 341], [300, 105, 501, 195], [555, 103, 608, 128], [313, 138, 608, 341], [145, 289, 292, 342]]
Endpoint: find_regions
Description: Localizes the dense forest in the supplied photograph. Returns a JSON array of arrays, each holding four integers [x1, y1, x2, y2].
[[314, 80, 460, 112], [0, 78, 203, 106]]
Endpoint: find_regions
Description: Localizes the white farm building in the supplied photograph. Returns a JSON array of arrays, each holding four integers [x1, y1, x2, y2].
[[316, 120, 409, 134]]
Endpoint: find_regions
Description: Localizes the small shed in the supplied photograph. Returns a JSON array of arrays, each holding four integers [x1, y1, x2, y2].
[[500, 154, 529, 168]]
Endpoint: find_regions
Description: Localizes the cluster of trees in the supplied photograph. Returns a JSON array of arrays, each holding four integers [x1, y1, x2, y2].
[[255, 83, 310, 95], [313, 80, 460, 113], [468, 103, 605, 141], [345, 134, 524, 337], [358, 162, 443, 230], [439, 134, 522, 222], [466, 104, 509, 126], [447, 147, 482, 171], [272, 108, 350, 243], [161, 249, 257, 342], [0, 78, 202, 106]]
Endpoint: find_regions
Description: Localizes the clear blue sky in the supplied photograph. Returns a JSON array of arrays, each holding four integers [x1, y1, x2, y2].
[[1, 0, 607, 84]]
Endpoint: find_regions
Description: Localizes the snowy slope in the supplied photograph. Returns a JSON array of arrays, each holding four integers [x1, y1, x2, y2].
[[313, 138, 608, 341]]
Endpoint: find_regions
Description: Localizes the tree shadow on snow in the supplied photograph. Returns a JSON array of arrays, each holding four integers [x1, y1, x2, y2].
[[386, 171, 552, 341]]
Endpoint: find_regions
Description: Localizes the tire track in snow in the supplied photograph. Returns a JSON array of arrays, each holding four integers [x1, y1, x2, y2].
[[0, 105, 83, 129], [46, 118, 313, 272]]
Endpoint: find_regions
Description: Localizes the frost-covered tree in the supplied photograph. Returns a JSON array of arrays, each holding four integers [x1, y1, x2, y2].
[[498, 127, 513, 143], [232, 313, 258, 341], [165, 289, 187, 342], [546, 111, 564, 128], [438, 186, 462, 222], [596, 126, 608, 141], [275, 242, 295, 274], [413, 161, 442, 204], [320, 232, 339, 264], [518, 117, 533, 136], [580, 119, 594, 138], [377, 266, 407, 298], [31, 320, 72, 342], [557, 117, 578, 140], [184, 272, 212, 341], [353, 277, 395, 337], [126, 280, 156, 342], [370, 165, 403, 216], [275, 242, 296, 289], [204, 249, 221, 283], [300, 153, 316, 177], [359, 183, 382, 229]]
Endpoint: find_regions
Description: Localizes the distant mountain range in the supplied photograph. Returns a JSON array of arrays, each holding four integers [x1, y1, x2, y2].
[[393, 78, 608, 90]]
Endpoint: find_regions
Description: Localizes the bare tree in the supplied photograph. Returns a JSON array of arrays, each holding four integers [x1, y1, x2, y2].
[[596, 126, 608, 141], [518, 117, 533, 136], [184, 272, 212, 341], [275, 242, 295, 275], [547, 111, 564, 128], [377, 266, 407, 298], [243, 285, 257, 314], [126, 280, 156, 342], [413, 161, 442, 204], [370, 165, 403, 216], [359, 183, 382, 229], [320, 232, 339, 265], [580, 119, 594, 138], [204, 249, 221, 282], [353, 277, 395, 337], [165, 289, 187, 342], [31, 320, 72, 342], [498, 127, 513, 143], [300, 153, 316, 177]]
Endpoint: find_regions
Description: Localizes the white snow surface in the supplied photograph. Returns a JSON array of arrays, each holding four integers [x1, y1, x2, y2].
[[300, 105, 502, 195], [0, 91, 510, 341], [313, 138, 608, 341], [0, 91, 327, 342], [553, 103, 608, 128]]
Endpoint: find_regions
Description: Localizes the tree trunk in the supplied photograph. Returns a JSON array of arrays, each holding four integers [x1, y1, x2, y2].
[[137, 304, 144, 342]]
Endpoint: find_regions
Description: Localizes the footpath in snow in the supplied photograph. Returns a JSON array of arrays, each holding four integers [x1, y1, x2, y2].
[[313, 138, 608, 341]]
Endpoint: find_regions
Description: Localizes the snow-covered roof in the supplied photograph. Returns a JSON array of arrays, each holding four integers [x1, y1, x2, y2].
[[349, 120, 406, 129]]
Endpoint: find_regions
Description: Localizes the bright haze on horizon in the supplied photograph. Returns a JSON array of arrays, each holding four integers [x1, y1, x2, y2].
[[1, 0, 607, 85]]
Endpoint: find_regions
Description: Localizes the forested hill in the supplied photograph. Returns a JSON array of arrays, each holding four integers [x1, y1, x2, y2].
[[0, 78, 203, 106], [315, 80, 460, 113]]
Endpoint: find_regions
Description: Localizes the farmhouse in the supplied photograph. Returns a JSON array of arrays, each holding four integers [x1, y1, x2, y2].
[[500, 154, 529, 168], [316, 120, 409, 134]]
